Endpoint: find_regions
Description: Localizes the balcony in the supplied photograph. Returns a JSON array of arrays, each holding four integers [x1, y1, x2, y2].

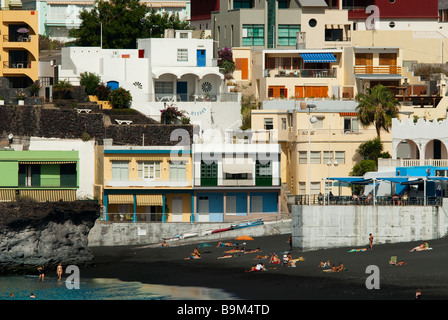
[[265, 68, 337, 78], [354, 65, 402, 74], [105, 179, 191, 188], [378, 158, 448, 168]]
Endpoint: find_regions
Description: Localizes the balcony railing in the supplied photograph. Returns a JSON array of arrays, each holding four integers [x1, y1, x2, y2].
[[289, 194, 443, 206], [3, 61, 30, 69], [265, 68, 337, 78], [378, 158, 448, 168], [354, 65, 401, 74], [149, 92, 240, 103], [3, 35, 32, 43], [105, 179, 191, 188]]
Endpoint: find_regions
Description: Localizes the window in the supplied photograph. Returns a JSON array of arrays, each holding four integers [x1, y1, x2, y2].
[[242, 24, 264, 46], [169, 161, 186, 181], [225, 173, 249, 179], [154, 82, 173, 95], [278, 25, 301, 46], [233, 0, 253, 9], [278, 0, 289, 8], [179, 32, 188, 39], [323, 151, 333, 164], [299, 182, 306, 195], [389, 22, 396, 28], [325, 28, 343, 41], [344, 117, 359, 133], [256, 160, 272, 178], [309, 19, 317, 28], [312, 116, 324, 129], [137, 161, 161, 180], [177, 49, 188, 62], [310, 151, 321, 164], [282, 118, 287, 130], [264, 118, 274, 130], [299, 151, 307, 164], [310, 182, 321, 195], [335, 151, 345, 165], [268, 86, 288, 98], [112, 161, 129, 181]]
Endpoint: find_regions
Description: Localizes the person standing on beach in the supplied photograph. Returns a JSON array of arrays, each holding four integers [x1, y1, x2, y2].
[[57, 263, 63, 281], [37, 266, 45, 282], [369, 234, 374, 250], [415, 289, 422, 300]]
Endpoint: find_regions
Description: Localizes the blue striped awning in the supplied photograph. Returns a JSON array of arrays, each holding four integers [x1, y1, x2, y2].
[[300, 53, 337, 63]]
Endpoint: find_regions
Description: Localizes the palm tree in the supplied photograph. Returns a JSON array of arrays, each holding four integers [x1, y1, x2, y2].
[[355, 84, 400, 139]]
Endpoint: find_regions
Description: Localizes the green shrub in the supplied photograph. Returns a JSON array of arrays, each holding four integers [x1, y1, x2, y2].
[[108, 87, 132, 109], [80, 72, 101, 96]]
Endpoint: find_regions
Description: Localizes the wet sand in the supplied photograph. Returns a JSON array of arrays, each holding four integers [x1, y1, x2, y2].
[[81, 234, 448, 300]]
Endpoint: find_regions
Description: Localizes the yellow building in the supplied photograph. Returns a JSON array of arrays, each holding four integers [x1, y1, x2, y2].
[[100, 145, 193, 223], [0, 9, 39, 87]]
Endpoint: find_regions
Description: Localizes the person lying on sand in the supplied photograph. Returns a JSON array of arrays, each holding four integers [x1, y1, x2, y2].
[[246, 263, 266, 272], [409, 241, 430, 252], [326, 263, 344, 272], [390, 260, 407, 266], [254, 255, 269, 260], [244, 248, 260, 254], [185, 248, 201, 260], [217, 253, 234, 259], [225, 248, 243, 254], [161, 240, 168, 248], [318, 260, 331, 268], [216, 241, 234, 248], [185, 252, 201, 260]]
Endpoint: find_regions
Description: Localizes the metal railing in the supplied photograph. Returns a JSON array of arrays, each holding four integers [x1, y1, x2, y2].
[[289, 194, 443, 206], [266, 68, 337, 78], [3, 61, 30, 69], [106, 212, 164, 222], [149, 92, 240, 103], [378, 158, 448, 168]]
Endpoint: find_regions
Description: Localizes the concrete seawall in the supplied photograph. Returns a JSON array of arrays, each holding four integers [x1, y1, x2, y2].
[[87, 219, 292, 247], [292, 204, 448, 251]]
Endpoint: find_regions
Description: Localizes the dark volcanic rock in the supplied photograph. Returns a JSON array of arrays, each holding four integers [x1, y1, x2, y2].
[[0, 200, 100, 275]]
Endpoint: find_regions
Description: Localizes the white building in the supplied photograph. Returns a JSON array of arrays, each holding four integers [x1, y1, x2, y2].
[[58, 30, 241, 135]]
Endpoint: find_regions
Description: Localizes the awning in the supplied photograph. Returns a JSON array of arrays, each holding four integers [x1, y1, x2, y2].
[[19, 189, 76, 202], [136, 194, 163, 206], [401, 178, 425, 185], [328, 177, 365, 183], [300, 53, 337, 63], [377, 177, 410, 183], [222, 158, 254, 174], [428, 176, 448, 181], [108, 194, 134, 204], [19, 161, 77, 164]]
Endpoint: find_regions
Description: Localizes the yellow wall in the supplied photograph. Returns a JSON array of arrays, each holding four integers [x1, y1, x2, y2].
[[103, 153, 193, 188], [0, 10, 39, 82]]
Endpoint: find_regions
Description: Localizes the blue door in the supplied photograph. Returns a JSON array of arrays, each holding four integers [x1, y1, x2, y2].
[[197, 50, 206, 67], [176, 81, 188, 102], [107, 81, 119, 91]]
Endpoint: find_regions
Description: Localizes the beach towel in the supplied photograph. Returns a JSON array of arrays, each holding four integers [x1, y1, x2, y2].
[[348, 248, 367, 253]]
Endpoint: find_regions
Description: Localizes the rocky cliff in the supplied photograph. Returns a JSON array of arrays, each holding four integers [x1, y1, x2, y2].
[[0, 200, 100, 275]]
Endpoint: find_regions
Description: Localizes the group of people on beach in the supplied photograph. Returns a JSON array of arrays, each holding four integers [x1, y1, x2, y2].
[[36, 263, 64, 283]]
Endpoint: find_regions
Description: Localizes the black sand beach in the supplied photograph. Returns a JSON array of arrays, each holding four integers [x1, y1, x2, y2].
[[81, 234, 448, 301]]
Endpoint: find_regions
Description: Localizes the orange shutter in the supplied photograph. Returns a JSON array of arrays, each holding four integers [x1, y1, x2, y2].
[[235, 58, 249, 80]]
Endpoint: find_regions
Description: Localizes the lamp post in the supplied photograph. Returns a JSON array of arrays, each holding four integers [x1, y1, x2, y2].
[[307, 104, 317, 205]]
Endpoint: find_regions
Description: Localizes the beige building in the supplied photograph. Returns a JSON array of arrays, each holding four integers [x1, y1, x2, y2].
[[251, 100, 394, 199]]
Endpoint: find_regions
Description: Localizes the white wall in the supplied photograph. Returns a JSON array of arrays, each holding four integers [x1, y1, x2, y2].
[[292, 204, 448, 251], [28, 137, 96, 199]]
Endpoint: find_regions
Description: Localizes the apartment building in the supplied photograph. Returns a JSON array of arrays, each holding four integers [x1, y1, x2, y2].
[[251, 100, 392, 197], [0, 9, 39, 88], [192, 141, 281, 222], [100, 143, 194, 223]]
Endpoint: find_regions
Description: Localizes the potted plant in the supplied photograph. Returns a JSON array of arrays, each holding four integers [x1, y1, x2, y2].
[[16, 92, 26, 105]]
